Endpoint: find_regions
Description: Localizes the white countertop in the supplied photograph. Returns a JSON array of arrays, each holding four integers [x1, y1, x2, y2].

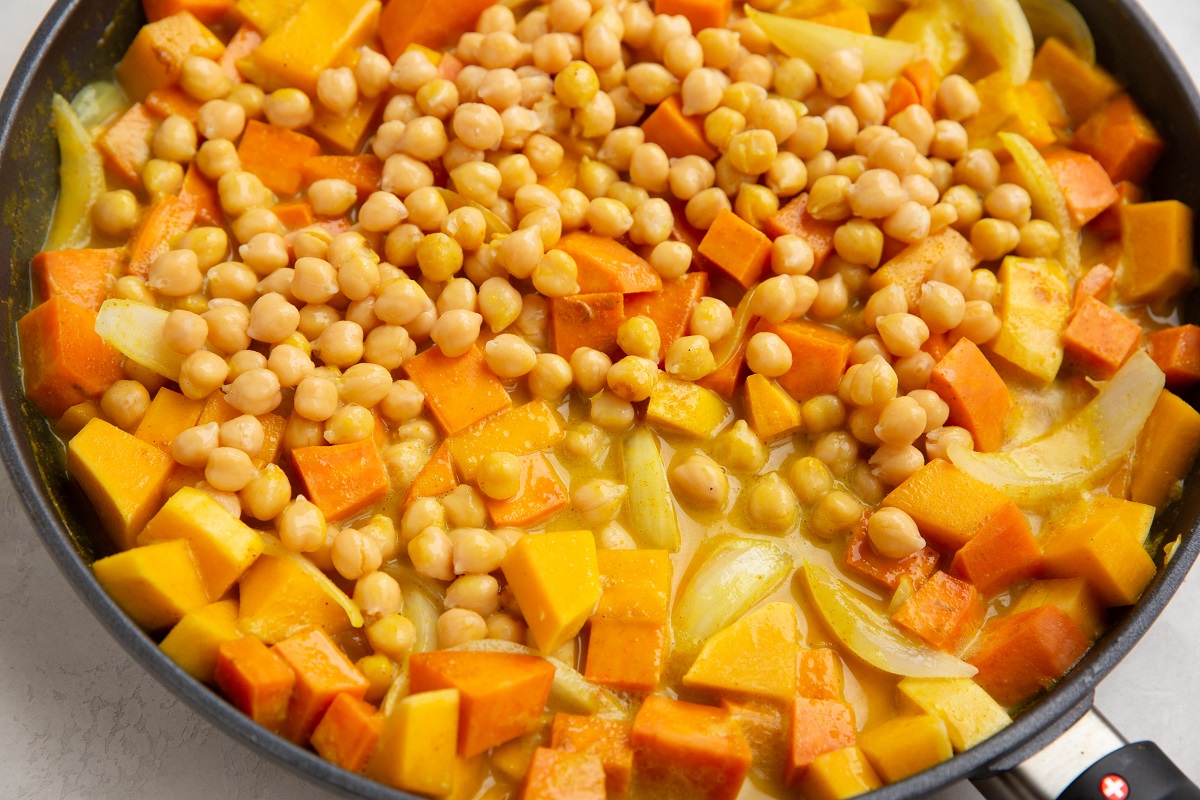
[[1, 2, 1197, 798]]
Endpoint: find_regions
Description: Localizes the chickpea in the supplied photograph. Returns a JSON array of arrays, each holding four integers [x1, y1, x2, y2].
[[179, 350, 229, 399], [366, 613, 416, 659], [316, 320, 365, 367], [180, 56, 231, 102], [437, 608, 488, 647], [810, 490, 864, 539], [746, 472, 799, 532], [746, 332, 793, 378], [606, 355, 658, 402], [800, 394, 845, 436], [429, 309, 482, 358], [812, 430, 859, 477], [569, 478, 626, 526], [448, 527, 507, 575], [926, 424, 975, 462], [874, 395, 928, 446], [664, 335, 716, 382], [273, 495, 325, 552], [206, 446, 258, 493], [590, 389, 635, 432], [380, 379, 424, 424], [445, 574, 501, 618], [869, 443, 925, 485], [877, 313, 930, 358], [670, 453, 729, 509], [648, 241, 693, 280], [332, 527, 383, 581], [937, 74, 981, 121], [789, 456, 833, 505], [529, 353, 574, 400], [476, 452, 522, 501], [98, 380, 149, 432], [442, 484, 488, 529], [237, 464, 290, 522]]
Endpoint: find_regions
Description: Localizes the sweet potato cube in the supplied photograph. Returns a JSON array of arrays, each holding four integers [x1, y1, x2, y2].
[[1063, 297, 1141, 378], [654, 0, 731, 30], [1011, 578, 1104, 641], [302, 155, 383, 200], [409, 650, 555, 757], [1041, 496, 1156, 606], [647, 375, 729, 438], [891, 572, 983, 652], [625, 272, 708, 362], [869, 229, 979, 307], [549, 292, 625, 359], [641, 95, 718, 160], [683, 602, 796, 703], [1031, 37, 1120, 124], [1074, 94, 1164, 184], [797, 649, 845, 701], [404, 440, 458, 509], [859, 715, 953, 783], [116, 11, 225, 100], [310, 95, 384, 155], [759, 320, 855, 402], [127, 195, 197, 278], [557, 232, 662, 294], [32, 249, 120, 311], [145, 85, 204, 121], [484, 452, 569, 528], [1131, 390, 1200, 508], [215, 636, 295, 732], [237, 119, 322, 197], [248, 0, 380, 95], [94, 540, 209, 630], [882, 460, 1014, 553], [310, 693, 382, 773], [1148, 325, 1200, 387], [503, 531, 601, 652], [897, 677, 1012, 752], [698, 209, 773, 288], [787, 698, 857, 783], [291, 439, 389, 520], [584, 620, 668, 693], [160, 599, 241, 682], [99, 103, 158, 187], [968, 606, 1090, 708], [1091, 180, 1144, 237], [765, 194, 838, 269], [379, 0, 495, 58], [630, 695, 751, 800], [1120, 200, 1195, 304], [948, 501, 1043, 597], [68, 418, 175, 548], [445, 400, 564, 479], [594, 549, 672, 624], [523, 748, 606, 800], [744, 374, 802, 441], [844, 515, 939, 591], [366, 689, 459, 795], [238, 555, 352, 644], [550, 714, 634, 795], [137, 486, 264, 598], [993, 257, 1071, 383], [21, 296, 125, 417], [404, 344, 512, 437], [929, 339, 1012, 452], [797, 747, 881, 800], [273, 628, 369, 744], [135, 388, 204, 452], [1072, 264, 1116, 311], [1044, 149, 1119, 227]]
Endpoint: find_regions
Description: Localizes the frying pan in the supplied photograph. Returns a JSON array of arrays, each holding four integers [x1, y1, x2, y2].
[[0, 1, 1198, 798]]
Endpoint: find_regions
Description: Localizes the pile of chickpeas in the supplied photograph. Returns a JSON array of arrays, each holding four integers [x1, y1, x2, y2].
[[84, 0, 1058, 664]]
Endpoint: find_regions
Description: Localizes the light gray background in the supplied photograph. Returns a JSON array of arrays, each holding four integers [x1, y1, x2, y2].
[[0, 2, 1197, 798]]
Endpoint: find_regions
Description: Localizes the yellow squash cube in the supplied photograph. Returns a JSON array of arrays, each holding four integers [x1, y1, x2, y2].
[[646, 376, 729, 438], [137, 487, 264, 599], [744, 374, 803, 441], [116, 11, 226, 101], [446, 400, 564, 479], [249, 0, 381, 95], [238, 555, 352, 644], [1042, 496, 1156, 606], [897, 677, 1012, 752], [992, 257, 1071, 383], [367, 689, 460, 796], [55, 399, 102, 439], [160, 599, 241, 682], [135, 388, 204, 452], [233, 0, 306, 33], [311, 93, 383, 155], [68, 418, 175, 549], [683, 601, 797, 703], [797, 746, 883, 800], [1131, 390, 1200, 509], [1011, 578, 1104, 640], [1120, 201, 1194, 304], [502, 531, 601, 652], [858, 715, 953, 783], [594, 549, 672, 625], [93, 540, 209, 630]]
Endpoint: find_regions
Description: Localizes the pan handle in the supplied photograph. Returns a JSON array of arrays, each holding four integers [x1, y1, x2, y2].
[[973, 709, 1200, 800]]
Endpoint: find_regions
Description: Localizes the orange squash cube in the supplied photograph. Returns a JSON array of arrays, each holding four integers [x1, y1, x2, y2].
[[882, 460, 1018, 554], [641, 95, 718, 160], [116, 11, 225, 100], [1063, 298, 1142, 378], [310, 693, 382, 773], [967, 605, 1091, 707], [1131, 390, 1200, 508], [594, 549, 672, 625], [949, 501, 1043, 596], [698, 209, 773, 288], [556, 232, 663, 294], [844, 514, 940, 591], [1148, 325, 1200, 387], [403, 344, 512, 436], [273, 629, 369, 744], [1074, 94, 1164, 184], [1041, 496, 1156, 606], [237, 119, 322, 197], [891, 572, 984, 652], [19, 298, 124, 419], [522, 748, 606, 800], [630, 696, 751, 800], [484, 452, 569, 528], [549, 292, 625, 359], [787, 698, 857, 784], [797, 649, 845, 701], [32, 248, 121, 311], [584, 620, 668, 693], [929, 338, 1012, 452], [403, 440, 458, 509], [550, 714, 634, 795], [291, 439, 389, 520], [625, 272, 709, 362], [214, 637, 296, 733], [759, 320, 855, 402]]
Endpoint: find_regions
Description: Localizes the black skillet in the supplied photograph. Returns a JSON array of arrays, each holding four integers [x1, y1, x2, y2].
[[0, 1, 1198, 798]]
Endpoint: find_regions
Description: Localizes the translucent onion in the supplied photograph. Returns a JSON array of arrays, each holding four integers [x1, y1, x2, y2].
[[46, 94, 105, 251], [1019, 0, 1095, 64], [1000, 130, 1082, 278], [70, 81, 129, 130], [95, 299, 186, 380], [747, 7, 918, 81], [622, 426, 681, 552]]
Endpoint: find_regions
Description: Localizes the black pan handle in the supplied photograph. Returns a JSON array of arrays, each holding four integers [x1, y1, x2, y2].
[[974, 709, 1200, 800]]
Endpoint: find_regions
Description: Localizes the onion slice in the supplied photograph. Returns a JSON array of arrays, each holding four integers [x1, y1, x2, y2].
[[1000, 131, 1082, 279], [1019, 0, 1095, 63], [95, 299, 187, 380], [47, 94, 105, 251], [747, 8, 918, 81]]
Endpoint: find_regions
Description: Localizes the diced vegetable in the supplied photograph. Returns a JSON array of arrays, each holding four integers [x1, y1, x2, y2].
[[404, 344, 513, 437], [748, 8, 917, 80], [949, 501, 1044, 596], [1040, 495, 1156, 606], [126, 196, 197, 278], [309, 693, 382, 773], [744, 374, 803, 441], [238, 553, 356, 644], [897, 677, 1012, 751], [759, 320, 855, 403], [787, 698, 857, 785], [641, 95, 718, 161], [523, 748, 606, 800], [1147, 326, 1200, 388], [630, 695, 751, 800], [844, 515, 940, 591], [452, 639, 621, 716], [366, 688, 460, 795], [214, 636, 296, 733], [595, 549, 672, 624], [273, 628, 370, 744], [869, 228, 978, 307], [697, 209, 773, 288], [1044, 149, 1119, 227], [484, 452, 569, 528], [967, 604, 1090, 707], [116, 10, 225, 101], [379, 0, 496, 58], [557, 232, 662, 294], [1074, 94, 1165, 184], [625, 272, 709, 363], [20, 298, 124, 418], [237, 120, 321, 197], [47, 95, 105, 251], [1000, 132, 1082, 278], [802, 562, 978, 678], [674, 537, 792, 650], [585, 619, 669, 693], [858, 715, 953, 783], [233, 0, 306, 36], [291, 439, 389, 520], [159, 599, 241, 682], [303, 155, 384, 200], [891, 572, 983, 652], [445, 399, 563, 479], [502, 531, 602, 652], [653, 0, 731, 31], [33, 248, 121, 312], [98, 103, 157, 189], [621, 426, 681, 552], [929, 338, 1011, 452], [549, 292, 625, 360], [647, 375, 729, 439], [404, 441, 458, 508], [550, 714, 634, 795], [1062, 297, 1141, 378], [764, 194, 839, 268], [949, 351, 1165, 506], [683, 602, 797, 703], [1011, 578, 1104, 641], [94, 540, 210, 630], [992, 256, 1071, 383], [798, 648, 847, 701], [1131, 390, 1200, 509], [1119, 200, 1195, 304], [248, 0, 381, 95]]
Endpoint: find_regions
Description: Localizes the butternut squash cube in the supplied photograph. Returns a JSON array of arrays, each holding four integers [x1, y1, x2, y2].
[[1131, 390, 1200, 509], [585, 620, 668, 693], [69, 418, 175, 549], [796, 747, 882, 800], [858, 715, 953, 782], [93, 540, 209, 630], [992, 257, 1071, 383], [273, 628, 370, 744], [55, 400, 102, 439], [445, 400, 564, 480], [594, 549, 672, 625], [646, 375, 729, 438], [882, 460, 1014, 553], [366, 688, 460, 796], [897, 677, 1012, 752], [238, 555, 352, 644], [134, 388, 204, 452], [1011, 578, 1104, 641], [233, 0, 306, 35], [502, 531, 602, 652], [137, 487, 264, 599], [1041, 496, 1156, 606], [869, 229, 979, 307], [630, 695, 751, 800], [160, 599, 241, 682], [523, 748, 606, 800], [682, 602, 796, 703], [1120, 201, 1195, 304], [248, 0, 381, 96], [743, 374, 803, 441], [116, 11, 226, 101]]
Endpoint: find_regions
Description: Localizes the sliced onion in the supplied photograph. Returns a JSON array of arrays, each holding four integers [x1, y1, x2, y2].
[[803, 562, 978, 678], [95, 299, 186, 380], [622, 426, 680, 552], [747, 8, 918, 81], [258, 533, 364, 628], [1000, 131, 1082, 279], [47, 94, 105, 251], [70, 81, 128, 130], [955, 0, 1034, 85], [1019, 0, 1095, 64], [949, 350, 1165, 507]]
